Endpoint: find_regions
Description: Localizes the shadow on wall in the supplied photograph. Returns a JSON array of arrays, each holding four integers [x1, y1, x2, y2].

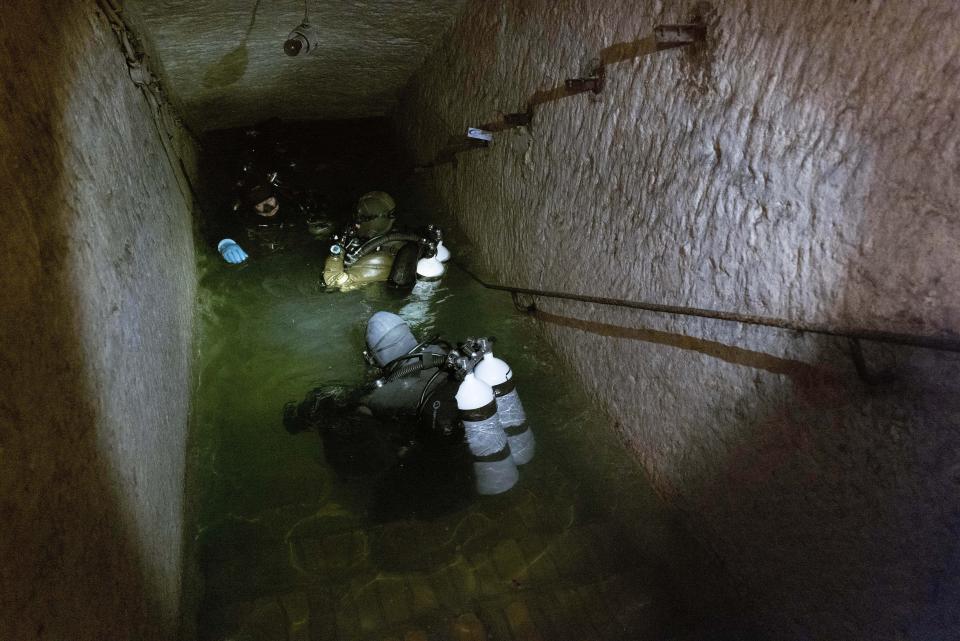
[[531, 309, 831, 381], [202, 0, 261, 88], [534, 305, 960, 640], [0, 2, 163, 639], [698, 341, 960, 640], [512, 3, 960, 638], [676, 5, 960, 636]]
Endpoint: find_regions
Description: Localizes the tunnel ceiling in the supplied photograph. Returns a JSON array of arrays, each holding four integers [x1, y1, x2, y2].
[[124, 0, 467, 132]]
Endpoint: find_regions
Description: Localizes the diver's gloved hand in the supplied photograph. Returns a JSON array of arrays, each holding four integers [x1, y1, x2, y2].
[[217, 238, 248, 264]]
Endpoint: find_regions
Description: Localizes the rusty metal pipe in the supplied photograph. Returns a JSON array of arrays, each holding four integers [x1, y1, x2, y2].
[[453, 261, 960, 354]]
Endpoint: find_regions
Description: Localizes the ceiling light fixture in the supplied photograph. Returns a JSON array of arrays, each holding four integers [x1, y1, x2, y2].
[[284, 0, 320, 56]]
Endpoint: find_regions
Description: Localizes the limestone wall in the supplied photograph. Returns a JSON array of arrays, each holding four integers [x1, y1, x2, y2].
[[0, 2, 197, 639], [396, 1, 960, 638], [122, 0, 468, 131]]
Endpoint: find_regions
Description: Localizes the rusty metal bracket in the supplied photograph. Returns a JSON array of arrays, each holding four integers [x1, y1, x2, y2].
[[502, 108, 533, 128], [416, 19, 714, 174], [462, 138, 489, 151], [474, 107, 535, 135], [654, 23, 707, 49], [565, 64, 605, 95], [412, 134, 489, 172]]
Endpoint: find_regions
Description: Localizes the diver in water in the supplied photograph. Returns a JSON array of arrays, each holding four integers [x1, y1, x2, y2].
[[283, 312, 470, 519], [211, 120, 333, 264], [320, 192, 450, 291], [283, 312, 462, 463], [284, 312, 536, 514]]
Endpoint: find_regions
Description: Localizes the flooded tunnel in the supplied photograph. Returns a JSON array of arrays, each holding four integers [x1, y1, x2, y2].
[[3, 2, 960, 641]]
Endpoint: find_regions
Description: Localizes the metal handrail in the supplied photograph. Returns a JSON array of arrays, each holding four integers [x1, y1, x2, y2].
[[453, 261, 960, 354]]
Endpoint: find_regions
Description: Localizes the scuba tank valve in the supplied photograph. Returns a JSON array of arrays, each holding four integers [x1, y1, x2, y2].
[[426, 225, 451, 263], [416, 242, 445, 281]]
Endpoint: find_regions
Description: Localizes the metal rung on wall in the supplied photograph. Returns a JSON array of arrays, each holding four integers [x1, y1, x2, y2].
[[413, 21, 706, 171]]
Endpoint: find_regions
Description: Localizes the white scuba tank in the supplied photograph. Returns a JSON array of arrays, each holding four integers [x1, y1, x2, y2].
[[435, 241, 451, 263], [416, 254, 445, 280], [455, 373, 518, 495], [474, 352, 535, 465]]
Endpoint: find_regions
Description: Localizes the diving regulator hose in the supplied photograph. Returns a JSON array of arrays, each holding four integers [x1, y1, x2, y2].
[[374, 337, 495, 385]]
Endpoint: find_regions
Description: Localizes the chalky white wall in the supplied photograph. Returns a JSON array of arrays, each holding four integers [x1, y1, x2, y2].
[[396, 1, 960, 638]]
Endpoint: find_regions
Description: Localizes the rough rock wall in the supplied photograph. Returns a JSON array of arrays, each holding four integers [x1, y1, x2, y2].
[[0, 2, 197, 639], [123, 0, 468, 131], [396, 1, 960, 638]]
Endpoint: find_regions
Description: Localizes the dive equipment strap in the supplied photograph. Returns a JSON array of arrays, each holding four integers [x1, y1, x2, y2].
[[459, 399, 497, 422], [492, 379, 516, 396], [504, 423, 529, 437], [473, 444, 512, 463]]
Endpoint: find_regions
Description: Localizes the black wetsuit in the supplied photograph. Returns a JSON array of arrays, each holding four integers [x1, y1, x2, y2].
[[284, 370, 460, 446], [284, 369, 472, 520]]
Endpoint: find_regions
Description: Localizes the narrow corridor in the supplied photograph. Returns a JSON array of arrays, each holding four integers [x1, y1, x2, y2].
[[190, 123, 728, 640]]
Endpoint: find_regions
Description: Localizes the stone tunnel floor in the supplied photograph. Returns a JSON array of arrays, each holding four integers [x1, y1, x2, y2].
[[190, 123, 729, 641]]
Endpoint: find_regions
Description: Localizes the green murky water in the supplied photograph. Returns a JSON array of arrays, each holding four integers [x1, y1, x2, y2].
[[191, 124, 723, 641]]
